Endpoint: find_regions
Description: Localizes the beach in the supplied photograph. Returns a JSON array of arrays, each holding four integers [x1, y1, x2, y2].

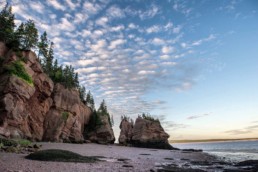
[[0, 142, 217, 172]]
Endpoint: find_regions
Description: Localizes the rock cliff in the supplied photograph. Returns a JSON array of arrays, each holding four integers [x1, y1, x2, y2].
[[119, 116, 174, 150], [0, 43, 114, 143]]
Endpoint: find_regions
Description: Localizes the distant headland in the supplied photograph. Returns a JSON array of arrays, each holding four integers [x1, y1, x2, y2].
[[170, 138, 258, 143]]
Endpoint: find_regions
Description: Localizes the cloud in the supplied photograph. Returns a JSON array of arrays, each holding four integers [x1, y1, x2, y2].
[[96, 17, 108, 26], [47, 0, 66, 11], [225, 124, 258, 135], [106, 5, 125, 18], [162, 46, 175, 54], [152, 38, 166, 45], [29, 1, 45, 13], [65, 0, 78, 10], [139, 4, 159, 20], [187, 113, 209, 120], [108, 39, 126, 50], [83, 1, 103, 14], [146, 25, 161, 34]]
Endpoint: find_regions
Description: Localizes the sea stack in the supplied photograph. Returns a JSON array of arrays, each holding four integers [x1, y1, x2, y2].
[[119, 116, 174, 150]]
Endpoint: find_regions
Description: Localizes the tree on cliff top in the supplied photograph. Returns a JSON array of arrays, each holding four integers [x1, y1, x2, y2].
[[17, 20, 38, 50], [86, 91, 95, 110], [98, 100, 113, 127], [0, 3, 15, 47]]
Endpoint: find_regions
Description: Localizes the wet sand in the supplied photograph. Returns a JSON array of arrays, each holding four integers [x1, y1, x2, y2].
[[0, 142, 221, 172]]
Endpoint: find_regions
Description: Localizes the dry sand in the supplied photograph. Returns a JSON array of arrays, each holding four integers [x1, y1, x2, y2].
[[0, 142, 217, 172]]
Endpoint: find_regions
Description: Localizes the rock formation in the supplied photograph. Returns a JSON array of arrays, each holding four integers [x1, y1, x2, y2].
[[85, 115, 115, 144], [0, 43, 115, 143], [118, 116, 174, 149], [118, 118, 134, 145]]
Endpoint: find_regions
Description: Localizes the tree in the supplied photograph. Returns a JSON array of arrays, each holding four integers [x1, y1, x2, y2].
[[85, 91, 95, 110], [0, 3, 16, 47], [38, 31, 49, 62], [47, 42, 54, 77], [17, 20, 38, 50], [98, 99, 108, 115], [111, 115, 114, 127], [79, 85, 86, 102]]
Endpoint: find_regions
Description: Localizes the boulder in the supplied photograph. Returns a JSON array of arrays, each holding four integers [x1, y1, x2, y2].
[[130, 117, 173, 150], [118, 119, 134, 145]]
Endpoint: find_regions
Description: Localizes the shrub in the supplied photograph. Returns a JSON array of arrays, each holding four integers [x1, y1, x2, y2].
[[141, 113, 159, 122], [62, 112, 69, 121], [4, 60, 33, 85], [15, 139, 32, 147]]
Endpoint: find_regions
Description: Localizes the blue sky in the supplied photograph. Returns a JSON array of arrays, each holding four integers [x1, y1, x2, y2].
[[3, 0, 258, 140]]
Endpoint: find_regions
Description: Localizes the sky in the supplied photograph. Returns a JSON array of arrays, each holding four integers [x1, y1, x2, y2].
[[2, 0, 258, 140]]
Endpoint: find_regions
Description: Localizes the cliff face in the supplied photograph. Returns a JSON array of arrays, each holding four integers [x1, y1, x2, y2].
[[118, 117, 174, 150], [0, 43, 110, 143]]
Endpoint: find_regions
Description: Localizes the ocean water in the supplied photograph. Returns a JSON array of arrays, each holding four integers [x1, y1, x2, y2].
[[173, 140, 258, 162]]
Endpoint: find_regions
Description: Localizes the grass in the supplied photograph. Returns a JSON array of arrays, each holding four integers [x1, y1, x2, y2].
[[62, 112, 69, 121], [4, 60, 33, 85], [0, 138, 18, 147], [15, 139, 32, 147], [25, 149, 100, 163]]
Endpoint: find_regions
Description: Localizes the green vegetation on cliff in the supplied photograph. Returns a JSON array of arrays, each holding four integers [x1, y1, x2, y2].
[[4, 60, 33, 85], [140, 113, 160, 122]]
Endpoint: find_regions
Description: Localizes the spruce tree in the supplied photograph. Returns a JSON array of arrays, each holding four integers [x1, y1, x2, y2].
[[0, 3, 16, 47], [19, 20, 38, 50], [38, 31, 49, 63]]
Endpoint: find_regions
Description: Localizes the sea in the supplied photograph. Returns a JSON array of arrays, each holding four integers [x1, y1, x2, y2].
[[173, 140, 258, 163]]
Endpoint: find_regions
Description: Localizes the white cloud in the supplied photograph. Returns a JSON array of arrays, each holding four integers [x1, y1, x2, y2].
[[152, 38, 166, 45], [47, 0, 66, 11], [162, 46, 175, 54], [107, 5, 125, 18], [110, 25, 124, 32], [65, 0, 77, 10], [173, 25, 182, 34], [160, 55, 170, 60], [128, 23, 138, 29], [29, 1, 45, 13], [83, 1, 102, 14], [146, 25, 161, 33], [74, 13, 89, 24], [58, 17, 75, 31], [96, 17, 108, 26], [138, 70, 156, 75], [139, 4, 159, 20], [108, 39, 126, 50]]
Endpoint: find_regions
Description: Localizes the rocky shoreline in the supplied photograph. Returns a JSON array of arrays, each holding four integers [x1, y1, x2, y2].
[[1, 142, 258, 172]]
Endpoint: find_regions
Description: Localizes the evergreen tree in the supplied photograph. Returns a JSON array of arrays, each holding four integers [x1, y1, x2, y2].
[[111, 115, 114, 127], [79, 85, 86, 102], [85, 91, 95, 110], [18, 20, 38, 50], [0, 3, 16, 47], [47, 42, 54, 77], [38, 31, 49, 62], [98, 99, 108, 115]]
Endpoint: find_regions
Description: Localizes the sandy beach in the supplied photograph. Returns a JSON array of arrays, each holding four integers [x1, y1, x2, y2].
[[0, 142, 217, 172]]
